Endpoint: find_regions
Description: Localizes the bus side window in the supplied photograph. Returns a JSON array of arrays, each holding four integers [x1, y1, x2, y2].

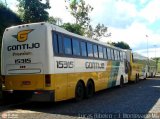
[[111, 49, 114, 60], [114, 50, 117, 60], [123, 52, 126, 60], [64, 37, 72, 55], [72, 38, 80, 56], [103, 47, 107, 59], [87, 42, 93, 57], [120, 51, 123, 61], [122, 52, 124, 61], [93, 44, 98, 58], [107, 48, 111, 60], [58, 34, 63, 54], [98, 45, 103, 58], [81, 42, 87, 57], [117, 50, 120, 60], [53, 33, 58, 54]]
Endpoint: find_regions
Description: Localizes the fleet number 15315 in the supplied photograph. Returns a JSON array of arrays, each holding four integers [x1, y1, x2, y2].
[[15, 58, 31, 64]]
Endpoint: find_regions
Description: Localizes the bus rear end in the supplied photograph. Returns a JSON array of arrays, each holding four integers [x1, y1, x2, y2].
[[1, 22, 54, 101]]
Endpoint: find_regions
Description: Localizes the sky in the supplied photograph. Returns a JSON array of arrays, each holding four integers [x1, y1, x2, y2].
[[1, 0, 160, 58]]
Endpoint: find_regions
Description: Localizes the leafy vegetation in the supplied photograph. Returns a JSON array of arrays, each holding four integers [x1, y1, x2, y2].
[[48, 17, 63, 25], [92, 24, 108, 40], [157, 61, 160, 73], [62, 23, 85, 35], [156, 57, 160, 73], [64, 0, 109, 41], [109, 41, 130, 49], [65, 0, 93, 27], [17, 0, 50, 23], [0, 3, 22, 43], [63, 0, 92, 36]]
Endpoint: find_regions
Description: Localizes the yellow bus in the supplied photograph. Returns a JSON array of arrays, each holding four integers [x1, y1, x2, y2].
[[1, 22, 129, 102], [125, 50, 149, 83]]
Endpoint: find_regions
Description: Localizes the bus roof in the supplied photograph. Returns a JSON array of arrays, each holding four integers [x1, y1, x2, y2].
[[5, 22, 125, 51]]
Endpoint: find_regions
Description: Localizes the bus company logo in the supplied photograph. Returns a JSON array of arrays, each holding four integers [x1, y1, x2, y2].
[[13, 29, 34, 42]]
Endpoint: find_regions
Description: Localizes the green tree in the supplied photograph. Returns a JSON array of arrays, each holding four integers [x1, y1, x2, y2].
[[85, 25, 94, 38], [65, 0, 109, 40], [66, 0, 93, 27], [0, 3, 22, 42], [48, 17, 57, 25], [86, 24, 109, 41], [17, 0, 50, 23], [93, 24, 108, 40], [64, 0, 93, 35], [62, 23, 84, 35], [48, 17, 63, 26], [110, 41, 130, 49]]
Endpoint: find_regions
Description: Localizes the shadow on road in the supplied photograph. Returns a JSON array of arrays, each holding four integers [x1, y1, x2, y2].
[[2, 78, 160, 118]]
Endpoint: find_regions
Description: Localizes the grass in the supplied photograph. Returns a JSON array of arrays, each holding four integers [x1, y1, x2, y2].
[[156, 58, 160, 73], [158, 61, 160, 73]]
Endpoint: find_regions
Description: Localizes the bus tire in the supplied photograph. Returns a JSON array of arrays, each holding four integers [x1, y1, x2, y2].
[[137, 73, 140, 82], [151, 73, 153, 78], [153, 74, 156, 77], [120, 76, 124, 88], [86, 79, 95, 98], [75, 81, 85, 101], [135, 74, 138, 83]]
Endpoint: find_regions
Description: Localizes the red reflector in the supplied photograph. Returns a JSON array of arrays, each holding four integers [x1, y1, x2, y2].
[[45, 75, 51, 87], [34, 91, 43, 94]]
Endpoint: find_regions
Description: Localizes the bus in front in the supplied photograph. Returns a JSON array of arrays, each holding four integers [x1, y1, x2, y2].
[[1, 22, 54, 101]]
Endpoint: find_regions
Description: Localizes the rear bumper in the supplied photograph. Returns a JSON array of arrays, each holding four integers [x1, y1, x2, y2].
[[2, 90, 55, 102]]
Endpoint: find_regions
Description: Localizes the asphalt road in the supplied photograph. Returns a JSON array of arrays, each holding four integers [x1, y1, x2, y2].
[[0, 78, 160, 119]]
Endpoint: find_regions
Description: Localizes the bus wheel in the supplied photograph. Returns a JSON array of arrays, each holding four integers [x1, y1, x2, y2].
[[120, 76, 124, 88], [153, 74, 156, 77], [151, 73, 153, 78], [75, 81, 85, 101], [86, 80, 95, 98], [135, 74, 138, 83], [137, 74, 140, 82]]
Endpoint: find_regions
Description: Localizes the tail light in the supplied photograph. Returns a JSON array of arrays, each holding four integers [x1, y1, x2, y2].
[[34, 91, 43, 94], [45, 74, 51, 87]]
